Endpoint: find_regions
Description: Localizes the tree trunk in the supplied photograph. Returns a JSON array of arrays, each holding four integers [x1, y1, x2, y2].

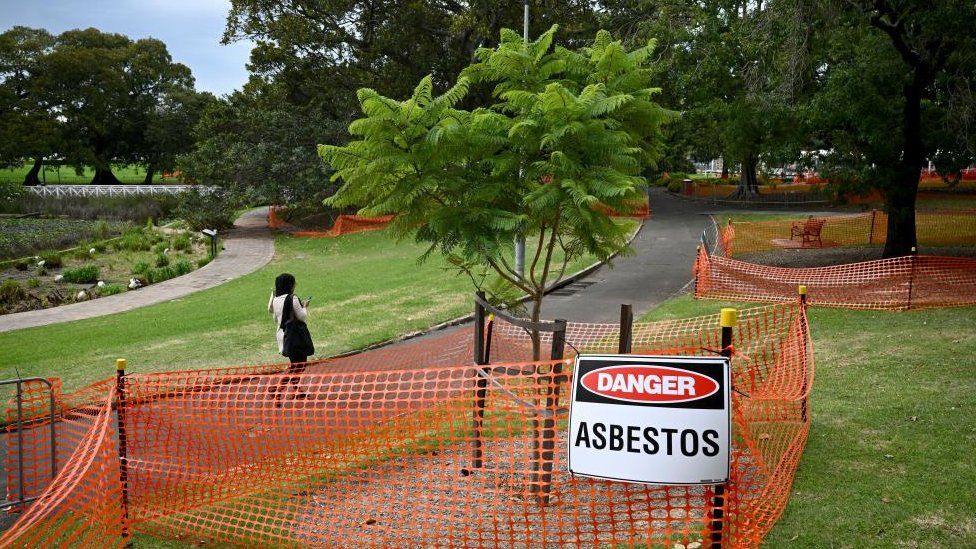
[[731, 154, 759, 198], [90, 166, 122, 185], [23, 157, 42, 186], [143, 164, 155, 185], [720, 162, 728, 179], [883, 73, 925, 258], [530, 294, 542, 361]]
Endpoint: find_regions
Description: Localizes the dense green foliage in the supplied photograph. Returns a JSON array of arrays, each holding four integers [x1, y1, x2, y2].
[[0, 26, 212, 185], [60, 264, 99, 284], [323, 26, 670, 356]]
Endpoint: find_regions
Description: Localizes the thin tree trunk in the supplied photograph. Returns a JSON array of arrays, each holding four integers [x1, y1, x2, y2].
[[530, 294, 542, 361], [23, 157, 42, 186], [143, 164, 155, 185]]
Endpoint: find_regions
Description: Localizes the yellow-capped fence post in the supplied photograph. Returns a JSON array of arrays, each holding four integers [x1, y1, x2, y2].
[[798, 284, 808, 306], [709, 308, 737, 548], [115, 358, 131, 546]]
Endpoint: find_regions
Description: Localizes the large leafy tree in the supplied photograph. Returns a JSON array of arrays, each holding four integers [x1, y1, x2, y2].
[[0, 27, 60, 185], [142, 88, 216, 184], [179, 80, 341, 204], [809, 0, 976, 257], [604, 1, 815, 193], [322, 27, 672, 358], [223, 0, 598, 102], [41, 28, 194, 184]]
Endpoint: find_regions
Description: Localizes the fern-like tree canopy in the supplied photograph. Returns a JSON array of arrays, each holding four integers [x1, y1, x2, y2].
[[320, 26, 673, 358]]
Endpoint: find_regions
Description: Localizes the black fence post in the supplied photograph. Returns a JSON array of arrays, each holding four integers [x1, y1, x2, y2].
[[533, 318, 567, 506], [798, 286, 809, 422], [471, 292, 488, 470], [907, 246, 917, 310], [710, 308, 736, 549], [115, 358, 131, 546], [868, 210, 877, 245], [619, 304, 633, 354]]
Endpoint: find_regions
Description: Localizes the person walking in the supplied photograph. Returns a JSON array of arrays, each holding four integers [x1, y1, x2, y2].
[[268, 273, 314, 403]]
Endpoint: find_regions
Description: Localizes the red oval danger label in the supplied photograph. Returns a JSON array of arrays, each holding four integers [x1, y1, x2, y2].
[[579, 365, 719, 404]]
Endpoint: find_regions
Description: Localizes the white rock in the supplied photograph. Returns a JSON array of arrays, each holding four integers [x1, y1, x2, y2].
[[37, 260, 45, 267], [89, 248, 97, 255], [76, 291, 87, 301], [97, 280, 106, 288], [128, 278, 142, 290], [163, 248, 170, 255], [54, 275, 64, 283]]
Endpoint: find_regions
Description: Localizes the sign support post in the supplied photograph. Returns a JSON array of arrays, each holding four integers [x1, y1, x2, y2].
[[710, 308, 736, 548]]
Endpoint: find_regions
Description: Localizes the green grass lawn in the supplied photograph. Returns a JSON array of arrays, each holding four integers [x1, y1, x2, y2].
[[0, 222, 634, 391], [643, 296, 976, 547], [0, 162, 179, 184]]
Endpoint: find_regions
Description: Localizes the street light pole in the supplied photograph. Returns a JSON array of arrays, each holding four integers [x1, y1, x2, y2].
[[515, 0, 529, 281]]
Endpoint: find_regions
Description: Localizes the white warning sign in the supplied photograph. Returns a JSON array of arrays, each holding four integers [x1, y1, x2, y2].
[[567, 354, 731, 485]]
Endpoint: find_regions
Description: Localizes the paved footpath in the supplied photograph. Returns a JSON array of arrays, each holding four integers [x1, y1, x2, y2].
[[540, 188, 712, 323], [0, 207, 274, 334]]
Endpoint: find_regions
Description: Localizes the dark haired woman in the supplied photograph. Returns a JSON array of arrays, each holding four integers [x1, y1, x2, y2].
[[268, 273, 311, 402]]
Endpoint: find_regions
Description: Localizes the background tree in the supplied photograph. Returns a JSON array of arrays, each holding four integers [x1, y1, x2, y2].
[[178, 80, 341, 207], [322, 27, 672, 357], [0, 26, 60, 185], [808, 0, 976, 256], [142, 88, 216, 184], [41, 28, 194, 184], [604, 1, 815, 194]]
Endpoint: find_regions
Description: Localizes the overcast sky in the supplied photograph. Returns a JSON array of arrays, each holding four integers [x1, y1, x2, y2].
[[0, 0, 253, 96]]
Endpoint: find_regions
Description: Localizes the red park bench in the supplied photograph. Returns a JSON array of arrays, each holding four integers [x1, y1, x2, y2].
[[790, 216, 826, 247]]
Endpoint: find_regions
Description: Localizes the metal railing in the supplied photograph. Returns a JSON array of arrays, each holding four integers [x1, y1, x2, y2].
[[25, 185, 217, 199], [0, 378, 57, 511]]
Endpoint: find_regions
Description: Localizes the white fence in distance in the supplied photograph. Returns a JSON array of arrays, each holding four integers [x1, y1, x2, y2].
[[26, 185, 218, 199]]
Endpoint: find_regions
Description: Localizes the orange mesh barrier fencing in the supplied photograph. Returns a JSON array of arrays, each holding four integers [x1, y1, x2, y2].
[[267, 205, 394, 238], [267, 204, 290, 230], [0, 388, 125, 547], [3, 303, 812, 548], [719, 210, 976, 258], [593, 196, 652, 219], [292, 214, 395, 238], [694, 245, 976, 310]]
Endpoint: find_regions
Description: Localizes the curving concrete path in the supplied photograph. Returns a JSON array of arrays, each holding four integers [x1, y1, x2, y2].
[[539, 188, 712, 322], [0, 207, 274, 334]]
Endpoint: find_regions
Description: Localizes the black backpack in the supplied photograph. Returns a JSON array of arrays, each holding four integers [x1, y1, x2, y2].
[[281, 295, 315, 357]]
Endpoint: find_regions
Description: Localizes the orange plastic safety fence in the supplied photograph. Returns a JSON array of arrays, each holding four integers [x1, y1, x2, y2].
[[293, 214, 395, 238], [267, 205, 290, 230], [719, 210, 976, 258], [3, 303, 812, 548], [593, 196, 652, 219], [695, 246, 976, 310], [268, 204, 394, 238], [0, 388, 125, 548]]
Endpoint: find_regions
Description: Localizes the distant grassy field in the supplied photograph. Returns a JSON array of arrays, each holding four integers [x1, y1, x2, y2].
[[0, 162, 179, 184], [643, 295, 976, 547]]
